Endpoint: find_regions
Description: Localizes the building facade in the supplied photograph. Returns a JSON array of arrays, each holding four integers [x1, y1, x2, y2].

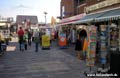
[[60, 0, 86, 18], [60, 0, 120, 74], [60, 0, 75, 18], [0, 17, 13, 39], [60, 0, 120, 18], [16, 15, 38, 30]]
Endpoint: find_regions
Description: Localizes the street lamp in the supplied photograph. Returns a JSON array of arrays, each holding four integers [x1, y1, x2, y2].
[[44, 11, 47, 25]]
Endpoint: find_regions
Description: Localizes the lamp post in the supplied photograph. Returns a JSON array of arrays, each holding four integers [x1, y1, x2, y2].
[[44, 11, 47, 25]]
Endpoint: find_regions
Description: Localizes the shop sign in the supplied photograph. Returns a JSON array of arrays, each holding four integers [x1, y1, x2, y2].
[[59, 33, 67, 46], [85, 0, 120, 13], [42, 35, 50, 47], [0, 23, 7, 26]]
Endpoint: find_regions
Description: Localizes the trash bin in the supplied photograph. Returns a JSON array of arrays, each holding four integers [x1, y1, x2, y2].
[[110, 52, 120, 76]]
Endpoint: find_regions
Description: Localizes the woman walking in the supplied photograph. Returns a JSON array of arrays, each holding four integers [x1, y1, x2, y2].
[[75, 35, 82, 59]]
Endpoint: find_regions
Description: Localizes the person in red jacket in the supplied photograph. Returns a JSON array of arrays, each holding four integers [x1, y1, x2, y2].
[[17, 27, 24, 51]]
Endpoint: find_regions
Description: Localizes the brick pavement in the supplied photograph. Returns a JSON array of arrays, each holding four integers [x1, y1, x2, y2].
[[0, 38, 100, 78]]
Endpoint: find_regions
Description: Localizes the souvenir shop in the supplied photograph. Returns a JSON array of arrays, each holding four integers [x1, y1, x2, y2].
[[74, 8, 120, 74], [57, 13, 86, 46]]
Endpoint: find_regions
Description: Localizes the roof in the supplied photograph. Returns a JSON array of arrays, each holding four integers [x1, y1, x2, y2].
[[16, 15, 38, 24]]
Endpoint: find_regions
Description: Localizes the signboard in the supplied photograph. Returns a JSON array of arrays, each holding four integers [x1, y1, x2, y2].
[[0, 23, 7, 26], [42, 35, 50, 47], [85, 0, 120, 13], [59, 33, 67, 47]]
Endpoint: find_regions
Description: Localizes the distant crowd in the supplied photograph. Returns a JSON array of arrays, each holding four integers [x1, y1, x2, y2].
[[17, 27, 45, 52]]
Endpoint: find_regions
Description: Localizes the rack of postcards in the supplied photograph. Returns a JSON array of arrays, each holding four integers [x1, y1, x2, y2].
[[109, 23, 119, 52], [100, 25, 108, 64], [86, 25, 97, 67]]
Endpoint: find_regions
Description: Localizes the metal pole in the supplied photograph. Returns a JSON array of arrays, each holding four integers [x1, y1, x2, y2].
[[44, 12, 47, 25], [45, 15, 46, 24]]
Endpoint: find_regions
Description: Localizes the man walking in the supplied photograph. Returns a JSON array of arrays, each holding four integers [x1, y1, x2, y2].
[[17, 27, 24, 51], [28, 30, 32, 46], [34, 30, 40, 52]]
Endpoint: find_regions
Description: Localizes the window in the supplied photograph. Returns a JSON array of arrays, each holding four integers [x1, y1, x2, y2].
[[78, 0, 86, 5]]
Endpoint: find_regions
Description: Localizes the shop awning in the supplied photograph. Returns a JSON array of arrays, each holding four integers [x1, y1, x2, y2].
[[57, 13, 86, 26], [95, 8, 120, 22], [74, 8, 120, 24], [74, 12, 105, 24]]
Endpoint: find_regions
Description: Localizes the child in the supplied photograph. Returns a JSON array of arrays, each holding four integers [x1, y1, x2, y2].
[[23, 31, 28, 50]]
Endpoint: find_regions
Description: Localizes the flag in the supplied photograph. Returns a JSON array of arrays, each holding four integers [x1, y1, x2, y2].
[[51, 16, 56, 26]]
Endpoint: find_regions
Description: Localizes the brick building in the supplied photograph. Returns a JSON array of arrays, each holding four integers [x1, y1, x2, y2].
[[60, 0, 86, 18], [60, 0, 74, 18], [60, 0, 120, 75], [60, 0, 120, 18]]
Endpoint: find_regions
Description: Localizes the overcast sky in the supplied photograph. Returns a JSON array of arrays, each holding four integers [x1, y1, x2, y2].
[[0, 0, 61, 23]]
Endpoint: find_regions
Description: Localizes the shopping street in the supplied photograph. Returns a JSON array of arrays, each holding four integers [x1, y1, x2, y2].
[[0, 37, 99, 78]]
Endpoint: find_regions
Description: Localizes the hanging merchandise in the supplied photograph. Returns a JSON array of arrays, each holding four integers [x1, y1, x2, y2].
[[86, 25, 97, 66], [109, 23, 119, 51], [100, 25, 108, 64], [71, 29, 76, 43]]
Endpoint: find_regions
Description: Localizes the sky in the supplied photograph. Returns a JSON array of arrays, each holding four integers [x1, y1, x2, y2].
[[0, 0, 61, 23]]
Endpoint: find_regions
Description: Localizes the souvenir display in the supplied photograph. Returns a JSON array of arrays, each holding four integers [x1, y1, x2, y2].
[[86, 26, 97, 66], [109, 24, 119, 51], [100, 25, 108, 64]]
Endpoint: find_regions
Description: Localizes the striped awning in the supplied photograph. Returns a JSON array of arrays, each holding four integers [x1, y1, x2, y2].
[[74, 8, 120, 24], [74, 12, 105, 24], [58, 13, 86, 26], [95, 8, 120, 22]]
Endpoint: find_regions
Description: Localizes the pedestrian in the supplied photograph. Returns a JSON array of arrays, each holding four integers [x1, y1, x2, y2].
[[0, 35, 2, 53], [75, 35, 82, 60], [28, 30, 32, 46], [34, 30, 40, 52], [79, 29, 87, 59], [17, 27, 24, 51], [39, 31, 42, 45], [23, 30, 28, 50]]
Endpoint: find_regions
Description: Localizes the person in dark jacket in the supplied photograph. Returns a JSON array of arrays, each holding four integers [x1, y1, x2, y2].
[[28, 30, 32, 46], [75, 35, 82, 59], [34, 30, 40, 52], [79, 29, 87, 59]]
